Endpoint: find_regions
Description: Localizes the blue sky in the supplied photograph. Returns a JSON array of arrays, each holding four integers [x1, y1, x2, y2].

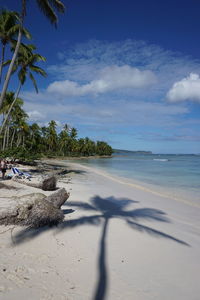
[[2, 0, 200, 153]]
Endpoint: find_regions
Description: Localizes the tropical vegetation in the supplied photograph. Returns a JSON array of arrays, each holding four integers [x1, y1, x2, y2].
[[0, 93, 113, 161]]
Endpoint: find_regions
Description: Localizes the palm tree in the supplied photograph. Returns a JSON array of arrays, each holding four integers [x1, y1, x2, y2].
[[70, 127, 78, 139], [0, 91, 23, 131], [28, 123, 42, 151], [0, 92, 25, 150], [0, 0, 65, 110], [59, 125, 70, 155], [0, 10, 18, 83], [0, 91, 15, 149], [0, 9, 31, 82], [0, 91, 15, 122], [47, 120, 58, 151], [0, 44, 46, 135]]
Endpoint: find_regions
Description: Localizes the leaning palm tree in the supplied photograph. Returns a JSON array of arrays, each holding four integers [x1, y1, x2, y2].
[[0, 92, 24, 150], [0, 9, 31, 82], [0, 0, 65, 110], [0, 10, 19, 83], [0, 91, 15, 121], [11, 43, 47, 93], [0, 44, 47, 134]]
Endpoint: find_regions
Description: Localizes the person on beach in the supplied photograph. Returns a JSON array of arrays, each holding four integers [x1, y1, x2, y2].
[[0, 159, 7, 179]]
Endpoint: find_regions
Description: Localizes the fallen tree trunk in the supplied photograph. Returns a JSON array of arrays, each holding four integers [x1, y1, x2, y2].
[[46, 188, 70, 208], [0, 188, 70, 227], [12, 175, 57, 191]]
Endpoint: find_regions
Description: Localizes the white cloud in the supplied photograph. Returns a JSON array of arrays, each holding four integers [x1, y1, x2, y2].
[[166, 73, 200, 103], [46, 40, 200, 105], [27, 110, 44, 121], [47, 65, 156, 96]]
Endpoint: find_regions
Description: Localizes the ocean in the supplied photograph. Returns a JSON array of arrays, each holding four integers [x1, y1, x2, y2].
[[69, 151, 200, 204]]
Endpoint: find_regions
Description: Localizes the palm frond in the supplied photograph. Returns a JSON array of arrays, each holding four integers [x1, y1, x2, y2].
[[29, 72, 38, 93], [36, 0, 58, 26], [2, 59, 12, 67], [18, 68, 26, 85], [21, 27, 32, 40], [49, 0, 65, 13], [11, 64, 18, 74], [27, 53, 46, 64], [8, 25, 31, 40], [30, 65, 47, 77], [6, 24, 20, 36]]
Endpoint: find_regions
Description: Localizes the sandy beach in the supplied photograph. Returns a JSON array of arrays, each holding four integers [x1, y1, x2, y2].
[[0, 159, 200, 300]]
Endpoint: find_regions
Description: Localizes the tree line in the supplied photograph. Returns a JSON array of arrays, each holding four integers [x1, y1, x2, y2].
[[0, 92, 113, 161]]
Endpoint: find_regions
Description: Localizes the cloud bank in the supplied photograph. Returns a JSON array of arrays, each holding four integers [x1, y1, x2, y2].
[[167, 73, 200, 103], [47, 65, 156, 96], [22, 39, 200, 152]]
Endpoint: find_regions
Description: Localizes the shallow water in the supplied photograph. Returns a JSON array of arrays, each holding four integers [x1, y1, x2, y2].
[[66, 152, 200, 204]]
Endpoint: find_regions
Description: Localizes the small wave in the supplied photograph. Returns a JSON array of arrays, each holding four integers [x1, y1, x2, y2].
[[153, 159, 169, 162]]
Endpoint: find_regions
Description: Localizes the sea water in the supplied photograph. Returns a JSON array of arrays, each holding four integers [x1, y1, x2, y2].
[[69, 152, 200, 204]]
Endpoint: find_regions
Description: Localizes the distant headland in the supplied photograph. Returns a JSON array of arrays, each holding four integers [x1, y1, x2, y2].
[[114, 149, 153, 155]]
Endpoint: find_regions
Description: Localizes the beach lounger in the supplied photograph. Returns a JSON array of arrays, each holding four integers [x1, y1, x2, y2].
[[11, 167, 31, 179]]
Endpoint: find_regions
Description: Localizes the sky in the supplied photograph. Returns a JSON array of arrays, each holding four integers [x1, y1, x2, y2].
[[2, 0, 200, 154]]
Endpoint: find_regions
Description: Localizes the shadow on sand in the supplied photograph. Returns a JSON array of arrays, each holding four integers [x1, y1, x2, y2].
[[12, 195, 189, 300]]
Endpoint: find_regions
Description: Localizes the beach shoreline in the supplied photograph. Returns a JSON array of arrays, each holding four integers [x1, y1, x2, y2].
[[0, 159, 200, 299], [42, 158, 200, 208]]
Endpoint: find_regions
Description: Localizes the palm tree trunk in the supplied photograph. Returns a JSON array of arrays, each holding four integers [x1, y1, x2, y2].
[[17, 132, 21, 147], [22, 133, 25, 147], [10, 128, 16, 148], [2, 125, 8, 151], [0, 28, 22, 110], [6, 125, 10, 149], [0, 44, 6, 84], [0, 83, 22, 135]]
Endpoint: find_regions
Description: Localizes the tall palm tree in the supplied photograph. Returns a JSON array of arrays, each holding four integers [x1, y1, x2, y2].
[[9, 101, 28, 149], [47, 120, 57, 151], [59, 125, 70, 155], [0, 91, 15, 148], [0, 91, 15, 122], [70, 127, 78, 139], [0, 0, 65, 110], [13, 107, 29, 148], [0, 10, 19, 83], [28, 122, 42, 151], [0, 92, 25, 150], [0, 44, 47, 134], [0, 9, 31, 82], [12, 43, 47, 93]]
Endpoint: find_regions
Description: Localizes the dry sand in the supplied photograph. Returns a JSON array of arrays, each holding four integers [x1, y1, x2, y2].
[[0, 160, 200, 300]]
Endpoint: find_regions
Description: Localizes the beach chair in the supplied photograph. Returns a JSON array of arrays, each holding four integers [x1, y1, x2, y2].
[[11, 167, 31, 179]]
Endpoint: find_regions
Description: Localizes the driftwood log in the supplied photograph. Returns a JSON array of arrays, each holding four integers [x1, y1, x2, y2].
[[0, 188, 70, 227], [12, 175, 57, 191]]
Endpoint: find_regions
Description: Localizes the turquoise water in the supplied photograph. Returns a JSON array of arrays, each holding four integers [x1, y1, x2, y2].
[[69, 152, 200, 202]]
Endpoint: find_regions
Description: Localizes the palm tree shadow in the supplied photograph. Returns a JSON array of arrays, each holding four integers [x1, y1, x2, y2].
[[12, 195, 189, 300], [61, 196, 190, 300]]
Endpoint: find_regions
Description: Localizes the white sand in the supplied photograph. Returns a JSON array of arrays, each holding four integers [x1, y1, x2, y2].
[[0, 160, 200, 300]]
